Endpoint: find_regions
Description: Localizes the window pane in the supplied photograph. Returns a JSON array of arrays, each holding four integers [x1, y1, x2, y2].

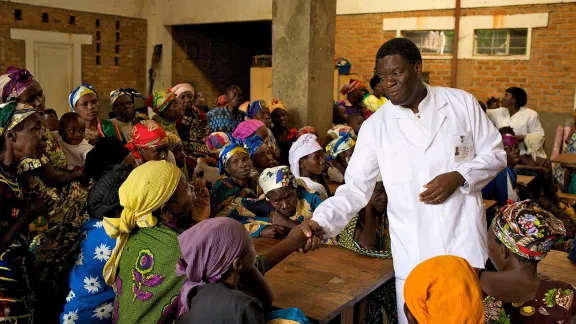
[[474, 28, 528, 56], [401, 30, 454, 55]]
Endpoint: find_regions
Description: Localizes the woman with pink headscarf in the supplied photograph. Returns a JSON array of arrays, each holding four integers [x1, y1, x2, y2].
[[175, 217, 316, 323]]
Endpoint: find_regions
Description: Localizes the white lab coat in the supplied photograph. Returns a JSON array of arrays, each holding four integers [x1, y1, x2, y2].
[[486, 107, 544, 155], [312, 85, 506, 322]]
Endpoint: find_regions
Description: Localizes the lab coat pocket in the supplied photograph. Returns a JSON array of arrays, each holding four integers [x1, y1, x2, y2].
[[382, 150, 414, 185]]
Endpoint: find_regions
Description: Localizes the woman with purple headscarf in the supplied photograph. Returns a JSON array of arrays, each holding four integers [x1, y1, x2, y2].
[[175, 217, 316, 323], [481, 131, 520, 207]]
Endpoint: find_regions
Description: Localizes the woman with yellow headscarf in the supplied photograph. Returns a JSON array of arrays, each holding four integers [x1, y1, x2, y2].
[[103, 160, 195, 323]]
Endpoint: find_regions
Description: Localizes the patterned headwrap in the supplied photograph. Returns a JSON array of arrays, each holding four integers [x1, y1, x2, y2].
[[232, 119, 265, 140], [289, 134, 322, 178], [340, 79, 363, 96], [216, 95, 228, 107], [243, 134, 265, 157], [218, 141, 248, 175], [109, 88, 142, 107], [170, 83, 194, 98], [206, 132, 232, 151], [297, 126, 317, 139], [270, 99, 287, 112], [326, 133, 356, 160], [0, 100, 36, 137], [69, 83, 98, 111], [176, 217, 250, 318], [327, 124, 356, 139], [125, 120, 168, 160], [501, 133, 517, 148], [103, 160, 182, 285], [259, 166, 298, 195], [0, 67, 36, 103], [404, 255, 484, 323], [491, 200, 566, 261], [247, 100, 269, 118], [146, 91, 175, 114]]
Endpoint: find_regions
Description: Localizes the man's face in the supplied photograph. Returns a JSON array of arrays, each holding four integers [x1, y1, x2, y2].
[[375, 54, 421, 106]]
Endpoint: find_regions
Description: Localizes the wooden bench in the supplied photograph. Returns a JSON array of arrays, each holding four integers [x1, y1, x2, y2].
[[253, 238, 394, 324], [538, 250, 576, 287], [516, 175, 535, 187], [557, 192, 576, 205]]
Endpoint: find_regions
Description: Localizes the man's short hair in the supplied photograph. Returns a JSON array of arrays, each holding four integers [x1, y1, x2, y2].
[[506, 87, 528, 107], [376, 38, 422, 66]]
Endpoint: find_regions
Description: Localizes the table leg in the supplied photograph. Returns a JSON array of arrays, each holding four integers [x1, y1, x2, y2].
[[340, 306, 354, 324], [355, 297, 370, 324], [564, 168, 570, 192]]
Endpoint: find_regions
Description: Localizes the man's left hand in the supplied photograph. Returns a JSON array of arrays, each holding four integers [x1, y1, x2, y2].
[[419, 171, 465, 205]]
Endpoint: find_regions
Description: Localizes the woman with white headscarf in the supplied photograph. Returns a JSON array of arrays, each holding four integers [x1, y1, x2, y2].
[[288, 134, 329, 199]]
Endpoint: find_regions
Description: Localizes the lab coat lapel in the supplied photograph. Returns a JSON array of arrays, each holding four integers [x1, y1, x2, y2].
[[424, 90, 447, 151], [387, 105, 427, 149]]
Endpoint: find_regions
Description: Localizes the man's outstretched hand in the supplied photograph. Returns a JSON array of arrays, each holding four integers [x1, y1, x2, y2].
[[298, 220, 327, 253]]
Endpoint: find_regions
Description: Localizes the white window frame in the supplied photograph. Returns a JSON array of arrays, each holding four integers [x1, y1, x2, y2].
[[401, 30, 455, 56], [473, 28, 529, 56]]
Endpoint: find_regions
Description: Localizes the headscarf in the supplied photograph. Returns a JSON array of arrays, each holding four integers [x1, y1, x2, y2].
[[218, 141, 248, 174], [110, 87, 142, 107], [103, 160, 182, 285], [216, 95, 228, 107], [232, 120, 265, 140], [0, 67, 36, 103], [146, 91, 175, 114], [270, 99, 287, 112], [491, 200, 566, 261], [243, 134, 265, 157], [247, 100, 269, 118], [326, 133, 355, 160], [238, 101, 249, 113], [404, 255, 484, 324], [125, 120, 168, 160], [297, 126, 317, 139], [340, 79, 363, 96], [259, 166, 298, 194], [69, 83, 98, 111], [206, 132, 232, 151], [0, 100, 36, 138], [501, 133, 517, 147], [328, 124, 356, 139], [289, 134, 322, 178], [524, 133, 547, 161], [84, 137, 130, 181], [176, 217, 249, 318], [87, 164, 131, 220], [170, 83, 194, 98]]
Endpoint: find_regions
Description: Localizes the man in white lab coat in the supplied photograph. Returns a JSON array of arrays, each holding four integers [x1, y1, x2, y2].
[[486, 87, 545, 156], [300, 38, 506, 323]]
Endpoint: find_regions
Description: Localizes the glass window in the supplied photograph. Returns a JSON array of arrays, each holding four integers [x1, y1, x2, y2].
[[401, 30, 455, 55], [474, 29, 528, 56]]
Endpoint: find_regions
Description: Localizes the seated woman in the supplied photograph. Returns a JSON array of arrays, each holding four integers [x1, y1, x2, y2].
[[61, 164, 130, 324], [296, 126, 318, 139], [482, 132, 520, 207], [84, 137, 131, 181], [0, 100, 50, 323], [326, 132, 356, 184], [232, 119, 270, 144], [404, 255, 484, 324], [103, 160, 196, 323], [188, 132, 230, 188], [270, 100, 297, 165], [210, 141, 258, 218], [227, 166, 323, 238], [175, 217, 312, 323], [147, 91, 183, 136], [69, 83, 125, 144], [481, 200, 575, 324], [324, 124, 356, 147], [339, 79, 372, 120], [243, 134, 279, 176], [289, 133, 330, 199], [246, 100, 281, 160], [109, 87, 145, 141]]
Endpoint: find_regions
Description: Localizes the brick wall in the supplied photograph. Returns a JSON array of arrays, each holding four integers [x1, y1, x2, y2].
[[335, 3, 576, 115], [172, 21, 272, 108], [0, 1, 147, 109]]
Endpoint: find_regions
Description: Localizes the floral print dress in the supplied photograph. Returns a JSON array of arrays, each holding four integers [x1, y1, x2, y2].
[[484, 280, 576, 324]]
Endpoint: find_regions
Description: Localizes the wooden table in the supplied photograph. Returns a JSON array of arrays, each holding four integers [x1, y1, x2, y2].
[[538, 250, 576, 287], [551, 154, 576, 191], [254, 238, 394, 324], [516, 175, 535, 187], [484, 200, 497, 211]]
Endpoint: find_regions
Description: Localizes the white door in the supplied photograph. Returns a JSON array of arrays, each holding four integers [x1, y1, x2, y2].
[[34, 42, 73, 117]]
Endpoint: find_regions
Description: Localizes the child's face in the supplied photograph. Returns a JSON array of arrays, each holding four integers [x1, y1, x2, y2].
[[266, 187, 298, 217], [62, 117, 86, 145], [348, 116, 364, 135], [505, 144, 520, 166]]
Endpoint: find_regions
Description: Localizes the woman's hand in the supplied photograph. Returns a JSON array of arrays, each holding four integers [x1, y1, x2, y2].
[[270, 211, 298, 231], [191, 179, 210, 223], [260, 225, 283, 238]]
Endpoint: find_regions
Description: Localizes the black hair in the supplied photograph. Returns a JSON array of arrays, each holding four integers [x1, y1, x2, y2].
[[84, 137, 130, 181], [43, 109, 58, 118], [369, 75, 381, 90], [505, 87, 528, 107], [87, 164, 130, 219], [498, 126, 515, 136], [487, 97, 499, 107], [376, 38, 422, 66], [226, 85, 242, 94], [347, 114, 364, 122]]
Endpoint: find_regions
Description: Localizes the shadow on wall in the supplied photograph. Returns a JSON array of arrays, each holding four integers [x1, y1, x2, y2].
[[172, 21, 272, 108]]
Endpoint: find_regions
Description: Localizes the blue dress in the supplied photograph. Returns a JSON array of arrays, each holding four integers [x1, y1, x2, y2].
[[60, 218, 116, 324], [206, 107, 246, 133]]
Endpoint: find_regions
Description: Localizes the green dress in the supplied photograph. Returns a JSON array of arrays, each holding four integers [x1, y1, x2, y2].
[[113, 223, 184, 323]]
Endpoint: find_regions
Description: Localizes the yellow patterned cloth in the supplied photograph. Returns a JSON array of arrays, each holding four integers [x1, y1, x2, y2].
[[103, 160, 182, 285]]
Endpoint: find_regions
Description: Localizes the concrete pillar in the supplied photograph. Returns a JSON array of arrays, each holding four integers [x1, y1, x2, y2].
[[272, 0, 336, 141]]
